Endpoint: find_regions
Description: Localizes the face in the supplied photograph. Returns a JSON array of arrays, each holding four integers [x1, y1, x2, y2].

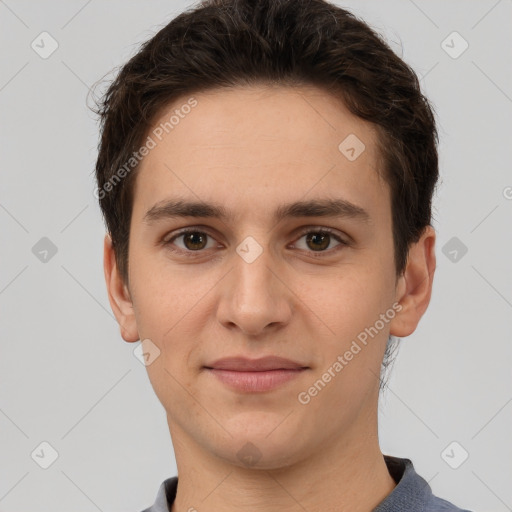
[[105, 84, 435, 470]]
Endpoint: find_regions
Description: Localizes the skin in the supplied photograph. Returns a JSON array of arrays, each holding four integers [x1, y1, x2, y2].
[[104, 84, 436, 512]]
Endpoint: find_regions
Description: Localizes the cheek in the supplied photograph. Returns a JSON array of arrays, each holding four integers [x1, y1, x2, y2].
[[298, 260, 394, 340], [128, 248, 220, 382], [298, 272, 393, 411], [129, 245, 201, 333]]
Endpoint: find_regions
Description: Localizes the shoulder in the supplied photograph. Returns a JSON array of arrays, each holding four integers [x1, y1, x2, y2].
[[425, 493, 473, 511], [377, 455, 473, 512], [140, 476, 178, 512]]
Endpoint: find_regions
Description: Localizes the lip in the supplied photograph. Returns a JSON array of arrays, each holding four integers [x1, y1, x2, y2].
[[204, 356, 309, 393], [206, 356, 307, 371]]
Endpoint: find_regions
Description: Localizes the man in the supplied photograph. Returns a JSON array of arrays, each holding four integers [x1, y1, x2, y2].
[[94, 0, 473, 510]]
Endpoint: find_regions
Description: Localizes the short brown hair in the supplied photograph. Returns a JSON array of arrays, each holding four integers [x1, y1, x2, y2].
[[93, 0, 438, 287]]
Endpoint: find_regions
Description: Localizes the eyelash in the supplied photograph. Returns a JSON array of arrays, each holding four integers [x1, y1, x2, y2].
[[162, 227, 349, 258]]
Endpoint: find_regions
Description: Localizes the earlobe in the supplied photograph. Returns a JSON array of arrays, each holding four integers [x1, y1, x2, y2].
[[103, 234, 140, 343], [390, 226, 436, 338]]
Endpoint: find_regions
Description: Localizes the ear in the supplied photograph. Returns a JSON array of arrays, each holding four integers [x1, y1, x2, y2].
[[390, 225, 436, 337], [103, 234, 139, 342]]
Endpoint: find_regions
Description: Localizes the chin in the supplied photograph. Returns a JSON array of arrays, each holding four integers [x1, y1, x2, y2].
[[211, 412, 310, 470]]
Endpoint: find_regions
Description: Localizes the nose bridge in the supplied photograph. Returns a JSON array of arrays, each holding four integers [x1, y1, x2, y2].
[[234, 245, 274, 303], [217, 237, 292, 334]]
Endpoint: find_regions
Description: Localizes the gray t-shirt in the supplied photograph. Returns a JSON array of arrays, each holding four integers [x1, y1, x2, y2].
[[142, 455, 472, 512]]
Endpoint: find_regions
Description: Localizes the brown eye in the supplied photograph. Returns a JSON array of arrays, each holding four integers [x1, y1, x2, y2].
[[165, 230, 217, 252], [182, 232, 208, 250], [305, 232, 331, 251], [293, 228, 346, 254]]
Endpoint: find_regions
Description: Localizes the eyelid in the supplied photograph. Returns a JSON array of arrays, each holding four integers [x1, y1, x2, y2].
[[292, 225, 348, 241], [162, 226, 218, 244]]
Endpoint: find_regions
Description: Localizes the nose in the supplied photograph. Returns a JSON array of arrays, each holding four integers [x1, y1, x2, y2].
[[216, 246, 293, 337]]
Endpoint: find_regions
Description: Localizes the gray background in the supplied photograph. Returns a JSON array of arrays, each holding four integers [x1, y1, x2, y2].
[[1, 0, 511, 511]]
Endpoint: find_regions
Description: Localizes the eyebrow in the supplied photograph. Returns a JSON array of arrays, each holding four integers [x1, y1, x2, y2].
[[143, 197, 370, 225]]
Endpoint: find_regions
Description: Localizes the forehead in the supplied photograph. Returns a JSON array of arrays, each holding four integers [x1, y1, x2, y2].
[[133, 84, 388, 222]]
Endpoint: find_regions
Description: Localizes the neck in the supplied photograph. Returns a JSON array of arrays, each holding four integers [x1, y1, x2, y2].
[[168, 409, 396, 512]]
